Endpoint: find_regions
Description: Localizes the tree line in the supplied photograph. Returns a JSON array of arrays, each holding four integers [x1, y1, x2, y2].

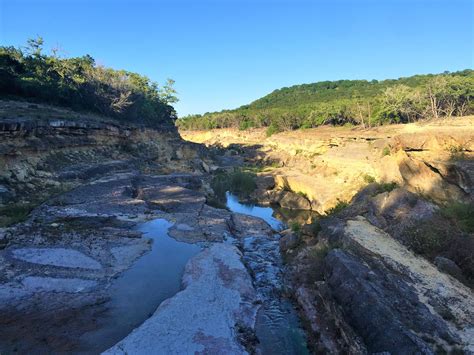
[[176, 70, 474, 134], [0, 37, 178, 127]]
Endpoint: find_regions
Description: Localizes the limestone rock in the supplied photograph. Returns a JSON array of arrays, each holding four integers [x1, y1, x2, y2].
[[279, 191, 312, 210], [104, 244, 258, 354], [325, 217, 474, 352], [434, 256, 466, 283], [11, 248, 102, 270]]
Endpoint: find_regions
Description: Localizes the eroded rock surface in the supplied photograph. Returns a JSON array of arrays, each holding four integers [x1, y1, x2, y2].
[[181, 118, 474, 213], [104, 244, 258, 355]]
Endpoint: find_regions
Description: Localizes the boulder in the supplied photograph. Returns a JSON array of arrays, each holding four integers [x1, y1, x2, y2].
[[434, 256, 466, 283], [279, 191, 312, 210], [279, 229, 300, 251], [367, 188, 437, 233], [255, 174, 275, 190], [395, 150, 469, 203]]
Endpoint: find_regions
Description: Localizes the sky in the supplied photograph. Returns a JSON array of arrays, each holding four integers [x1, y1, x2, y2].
[[1, 0, 473, 116]]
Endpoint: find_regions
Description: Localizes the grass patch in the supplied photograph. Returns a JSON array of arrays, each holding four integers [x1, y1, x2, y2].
[[210, 169, 257, 201], [362, 174, 376, 183], [378, 182, 398, 193], [297, 191, 309, 199], [0, 204, 35, 227], [447, 144, 466, 160], [382, 146, 391, 157], [326, 199, 349, 215], [290, 221, 301, 234], [441, 202, 474, 233]]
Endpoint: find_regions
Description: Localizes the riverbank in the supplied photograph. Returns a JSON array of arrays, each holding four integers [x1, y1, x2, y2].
[[181, 117, 474, 213], [182, 119, 474, 353], [1, 100, 473, 354]]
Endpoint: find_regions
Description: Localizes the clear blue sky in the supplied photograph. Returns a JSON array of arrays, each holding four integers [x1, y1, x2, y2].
[[1, 0, 473, 116]]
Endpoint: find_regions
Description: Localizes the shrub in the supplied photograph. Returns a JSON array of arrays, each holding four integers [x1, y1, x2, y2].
[[382, 146, 391, 156], [0, 204, 35, 227], [290, 221, 301, 234], [362, 174, 376, 183], [441, 202, 474, 233], [447, 145, 466, 160], [266, 123, 282, 137], [379, 182, 398, 193], [326, 200, 349, 215], [210, 170, 257, 201]]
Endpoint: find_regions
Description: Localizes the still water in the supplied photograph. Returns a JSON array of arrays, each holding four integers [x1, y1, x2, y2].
[[79, 219, 200, 353]]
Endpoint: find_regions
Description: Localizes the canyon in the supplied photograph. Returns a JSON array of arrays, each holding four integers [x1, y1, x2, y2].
[[0, 100, 473, 354]]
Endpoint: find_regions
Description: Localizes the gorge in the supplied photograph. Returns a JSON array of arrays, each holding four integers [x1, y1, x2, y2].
[[0, 99, 473, 354]]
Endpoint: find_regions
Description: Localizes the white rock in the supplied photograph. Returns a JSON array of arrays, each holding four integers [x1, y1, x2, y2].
[[12, 248, 102, 269], [104, 244, 258, 354]]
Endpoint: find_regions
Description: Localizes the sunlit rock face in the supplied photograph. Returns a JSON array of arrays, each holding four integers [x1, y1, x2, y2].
[[0, 100, 206, 215], [181, 118, 474, 213]]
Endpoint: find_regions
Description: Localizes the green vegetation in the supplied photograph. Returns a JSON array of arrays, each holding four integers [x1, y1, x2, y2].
[[0, 203, 35, 227], [177, 70, 474, 131], [326, 199, 349, 215], [362, 174, 376, 183], [441, 202, 474, 233], [382, 146, 391, 156], [210, 169, 257, 201], [378, 182, 398, 193], [402, 203, 474, 284], [1, 37, 178, 127], [290, 221, 301, 234]]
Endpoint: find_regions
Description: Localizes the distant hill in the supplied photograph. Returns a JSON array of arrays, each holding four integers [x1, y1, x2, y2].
[[0, 37, 178, 128], [177, 70, 474, 134]]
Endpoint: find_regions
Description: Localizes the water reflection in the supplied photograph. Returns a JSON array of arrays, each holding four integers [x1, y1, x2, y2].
[[79, 219, 200, 353], [225, 192, 285, 231]]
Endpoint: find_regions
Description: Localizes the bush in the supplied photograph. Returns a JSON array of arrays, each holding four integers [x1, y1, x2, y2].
[[326, 199, 349, 215], [441, 202, 474, 233], [266, 123, 282, 137], [379, 182, 398, 193], [0, 204, 35, 227], [362, 174, 376, 183], [0, 38, 177, 127], [401, 214, 474, 285], [290, 221, 301, 234], [210, 170, 257, 201]]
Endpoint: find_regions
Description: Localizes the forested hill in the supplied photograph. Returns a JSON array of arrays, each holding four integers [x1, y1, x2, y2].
[[0, 37, 178, 128], [176, 70, 474, 134]]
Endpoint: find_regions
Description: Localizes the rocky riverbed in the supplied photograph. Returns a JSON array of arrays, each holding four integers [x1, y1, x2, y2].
[[1, 102, 473, 354], [0, 168, 309, 353]]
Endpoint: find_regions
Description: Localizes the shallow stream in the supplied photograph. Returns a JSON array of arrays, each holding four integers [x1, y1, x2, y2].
[[81, 194, 309, 354], [226, 192, 309, 354]]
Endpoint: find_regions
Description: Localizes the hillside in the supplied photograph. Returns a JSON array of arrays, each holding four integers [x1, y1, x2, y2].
[[0, 38, 178, 128], [177, 70, 474, 132]]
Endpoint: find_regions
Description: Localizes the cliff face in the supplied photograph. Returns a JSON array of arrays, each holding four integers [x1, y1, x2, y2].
[[181, 117, 474, 213], [182, 118, 474, 353], [0, 100, 203, 224]]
